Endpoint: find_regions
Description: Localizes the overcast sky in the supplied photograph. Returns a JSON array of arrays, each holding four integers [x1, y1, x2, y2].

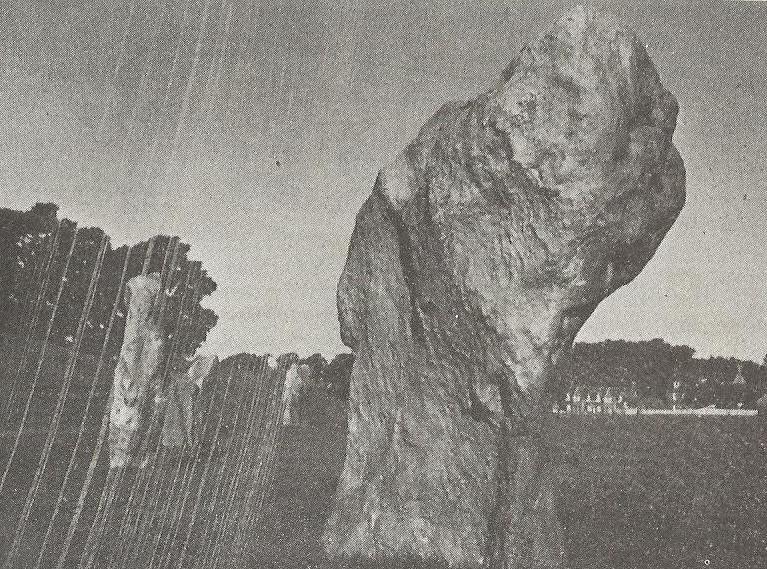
[[0, 0, 765, 361]]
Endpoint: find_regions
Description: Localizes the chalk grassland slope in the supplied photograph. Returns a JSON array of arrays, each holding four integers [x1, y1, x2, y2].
[[254, 387, 766, 569]]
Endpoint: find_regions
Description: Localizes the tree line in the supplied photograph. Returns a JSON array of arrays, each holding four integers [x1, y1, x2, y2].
[[315, 340, 766, 410], [555, 338, 765, 409], [0, 203, 218, 362]]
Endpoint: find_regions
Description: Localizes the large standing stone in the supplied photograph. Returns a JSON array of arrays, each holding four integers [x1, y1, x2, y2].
[[323, 7, 685, 569]]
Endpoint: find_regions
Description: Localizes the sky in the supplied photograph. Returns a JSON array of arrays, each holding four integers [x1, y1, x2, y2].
[[0, 0, 765, 361]]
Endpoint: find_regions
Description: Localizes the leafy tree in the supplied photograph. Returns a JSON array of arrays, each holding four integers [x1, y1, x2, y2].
[[299, 353, 328, 381], [278, 352, 300, 368], [322, 353, 354, 400], [0, 203, 60, 335], [0, 204, 219, 374]]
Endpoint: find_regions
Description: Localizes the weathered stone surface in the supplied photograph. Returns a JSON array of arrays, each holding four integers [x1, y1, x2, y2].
[[323, 6, 685, 569], [109, 273, 164, 468], [161, 354, 218, 448]]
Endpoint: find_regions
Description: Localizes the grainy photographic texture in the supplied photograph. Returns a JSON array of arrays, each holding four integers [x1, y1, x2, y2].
[[0, 2, 765, 569]]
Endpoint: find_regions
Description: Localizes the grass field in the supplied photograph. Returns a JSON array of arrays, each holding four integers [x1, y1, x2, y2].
[[2, 383, 765, 568], [252, 389, 767, 569]]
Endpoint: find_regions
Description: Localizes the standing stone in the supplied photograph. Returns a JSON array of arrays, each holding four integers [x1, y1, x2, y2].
[[323, 7, 685, 569], [282, 362, 308, 425], [108, 274, 165, 468], [162, 354, 219, 448]]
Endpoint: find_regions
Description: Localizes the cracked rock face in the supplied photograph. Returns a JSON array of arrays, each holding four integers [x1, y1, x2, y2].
[[323, 7, 685, 568]]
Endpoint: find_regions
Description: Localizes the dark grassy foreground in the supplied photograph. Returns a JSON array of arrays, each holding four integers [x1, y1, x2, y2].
[[250, 389, 767, 569], [0, 354, 283, 569]]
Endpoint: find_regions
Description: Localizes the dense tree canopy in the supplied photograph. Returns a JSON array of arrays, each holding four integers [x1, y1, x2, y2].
[[0, 203, 218, 361]]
